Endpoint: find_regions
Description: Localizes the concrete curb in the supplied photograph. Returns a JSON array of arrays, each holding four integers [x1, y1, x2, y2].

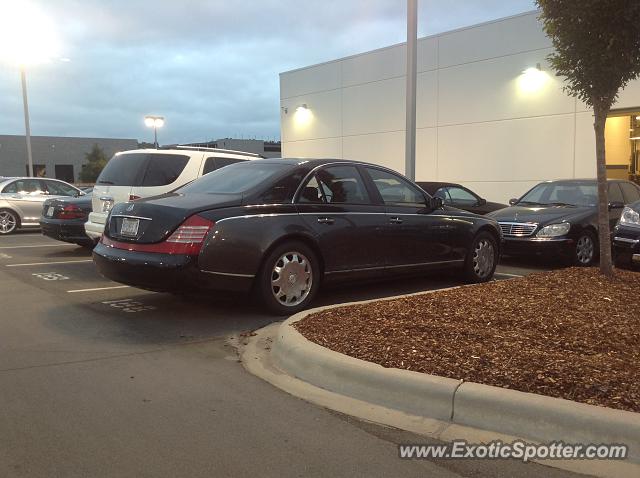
[[272, 300, 640, 465]]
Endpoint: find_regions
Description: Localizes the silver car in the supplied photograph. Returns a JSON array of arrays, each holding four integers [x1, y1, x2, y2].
[[0, 177, 85, 234]]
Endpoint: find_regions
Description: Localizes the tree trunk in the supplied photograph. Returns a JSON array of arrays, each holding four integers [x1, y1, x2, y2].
[[593, 102, 614, 277]]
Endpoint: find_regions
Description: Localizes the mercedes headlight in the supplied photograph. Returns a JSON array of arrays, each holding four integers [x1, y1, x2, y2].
[[620, 206, 640, 226], [536, 222, 571, 238]]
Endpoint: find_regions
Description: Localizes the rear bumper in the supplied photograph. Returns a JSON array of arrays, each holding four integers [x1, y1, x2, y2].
[[85, 213, 107, 240], [92, 242, 253, 292], [502, 237, 574, 256], [40, 219, 91, 244]]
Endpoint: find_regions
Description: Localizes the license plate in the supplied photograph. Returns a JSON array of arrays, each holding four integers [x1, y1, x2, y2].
[[120, 218, 139, 237], [47, 206, 55, 217]]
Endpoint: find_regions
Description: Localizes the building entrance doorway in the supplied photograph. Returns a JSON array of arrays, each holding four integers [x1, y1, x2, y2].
[[605, 112, 640, 184]]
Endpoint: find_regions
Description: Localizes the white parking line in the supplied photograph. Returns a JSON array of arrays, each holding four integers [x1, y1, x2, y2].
[[6, 260, 93, 267], [0, 244, 77, 250], [67, 285, 131, 293]]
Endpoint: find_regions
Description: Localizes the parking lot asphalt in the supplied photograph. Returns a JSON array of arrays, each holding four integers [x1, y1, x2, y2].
[[0, 232, 582, 478]]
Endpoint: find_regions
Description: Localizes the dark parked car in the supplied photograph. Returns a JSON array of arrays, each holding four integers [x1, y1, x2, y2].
[[416, 182, 507, 215], [40, 194, 95, 247], [488, 179, 640, 265], [613, 200, 640, 268], [93, 159, 502, 314]]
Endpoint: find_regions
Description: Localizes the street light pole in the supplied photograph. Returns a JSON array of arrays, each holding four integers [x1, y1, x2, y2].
[[20, 67, 34, 177], [405, 0, 418, 181]]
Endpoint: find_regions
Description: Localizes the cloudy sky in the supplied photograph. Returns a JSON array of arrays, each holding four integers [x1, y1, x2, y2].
[[0, 0, 535, 145]]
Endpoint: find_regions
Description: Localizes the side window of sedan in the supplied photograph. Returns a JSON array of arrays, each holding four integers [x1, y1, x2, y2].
[[366, 168, 425, 206], [315, 166, 371, 204], [5, 179, 44, 195], [45, 180, 78, 196], [446, 187, 478, 206]]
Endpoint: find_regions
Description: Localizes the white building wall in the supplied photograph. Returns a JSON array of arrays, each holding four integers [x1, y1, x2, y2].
[[279, 10, 640, 203]]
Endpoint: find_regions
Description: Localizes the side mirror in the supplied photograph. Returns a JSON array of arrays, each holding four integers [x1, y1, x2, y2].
[[609, 201, 625, 210], [509, 198, 519, 206], [477, 198, 487, 206], [429, 196, 444, 209]]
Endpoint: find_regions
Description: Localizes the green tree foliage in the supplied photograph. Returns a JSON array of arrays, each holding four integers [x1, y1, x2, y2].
[[79, 144, 108, 183], [537, 0, 640, 276]]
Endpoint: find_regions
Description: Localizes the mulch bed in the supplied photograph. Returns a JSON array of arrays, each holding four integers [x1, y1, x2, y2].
[[295, 268, 640, 412]]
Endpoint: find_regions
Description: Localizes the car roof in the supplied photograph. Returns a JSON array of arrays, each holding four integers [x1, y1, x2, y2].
[[0, 177, 78, 187]]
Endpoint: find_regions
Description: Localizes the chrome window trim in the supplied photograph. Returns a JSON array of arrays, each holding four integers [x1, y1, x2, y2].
[[291, 161, 422, 205]]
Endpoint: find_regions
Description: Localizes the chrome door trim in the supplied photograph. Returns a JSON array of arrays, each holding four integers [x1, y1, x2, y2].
[[201, 270, 255, 278], [324, 259, 464, 275]]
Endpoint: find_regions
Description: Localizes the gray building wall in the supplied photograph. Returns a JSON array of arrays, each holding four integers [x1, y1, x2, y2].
[[0, 135, 138, 182]]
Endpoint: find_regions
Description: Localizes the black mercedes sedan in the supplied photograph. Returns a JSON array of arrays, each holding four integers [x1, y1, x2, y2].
[[488, 179, 640, 266], [93, 159, 501, 314], [416, 181, 507, 215], [613, 200, 640, 268], [40, 193, 95, 247]]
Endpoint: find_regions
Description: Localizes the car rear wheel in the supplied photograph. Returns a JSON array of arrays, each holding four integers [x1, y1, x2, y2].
[[258, 241, 320, 315], [462, 231, 498, 283], [0, 209, 18, 234], [573, 230, 597, 266]]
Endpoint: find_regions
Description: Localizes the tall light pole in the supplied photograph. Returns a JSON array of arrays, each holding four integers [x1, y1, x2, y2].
[[21, 67, 34, 177], [144, 115, 165, 149], [405, 0, 418, 181]]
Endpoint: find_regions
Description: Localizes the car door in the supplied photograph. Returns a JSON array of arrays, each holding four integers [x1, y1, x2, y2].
[[296, 164, 387, 280], [608, 182, 626, 231], [3, 179, 48, 224], [363, 167, 459, 271]]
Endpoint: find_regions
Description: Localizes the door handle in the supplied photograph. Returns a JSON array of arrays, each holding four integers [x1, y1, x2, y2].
[[389, 217, 403, 224], [317, 217, 335, 225]]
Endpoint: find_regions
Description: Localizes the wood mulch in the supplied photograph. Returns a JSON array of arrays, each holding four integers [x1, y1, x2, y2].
[[295, 268, 640, 412]]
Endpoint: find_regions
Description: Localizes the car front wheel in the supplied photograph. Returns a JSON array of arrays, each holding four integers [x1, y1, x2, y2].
[[258, 241, 320, 315], [463, 231, 498, 283], [573, 230, 597, 266]]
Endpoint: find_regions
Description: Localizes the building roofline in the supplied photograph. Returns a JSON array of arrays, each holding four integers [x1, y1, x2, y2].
[[280, 9, 540, 76], [0, 134, 138, 142]]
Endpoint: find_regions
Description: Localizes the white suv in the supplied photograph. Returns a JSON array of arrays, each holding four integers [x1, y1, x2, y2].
[[85, 147, 261, 241]]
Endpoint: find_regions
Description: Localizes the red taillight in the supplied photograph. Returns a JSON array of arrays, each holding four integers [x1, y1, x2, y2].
[[129, 194, 141, 201], [56, 205, 87, 220], [101, 214, 214, 255]]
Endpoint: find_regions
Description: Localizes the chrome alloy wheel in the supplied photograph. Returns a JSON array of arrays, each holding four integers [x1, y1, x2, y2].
[[0, 211, 17, 234], [271, 251, 313, 307], [473, 238, 495, 279], [576, 235, 595, 265]]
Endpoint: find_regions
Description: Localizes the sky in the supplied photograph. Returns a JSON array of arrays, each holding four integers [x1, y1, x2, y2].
[[0, 0, 536, 145]]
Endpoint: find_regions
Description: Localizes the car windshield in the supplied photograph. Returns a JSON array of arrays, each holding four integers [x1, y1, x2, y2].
[[178, 161, 292, 194], [518, 181, 597, 207]]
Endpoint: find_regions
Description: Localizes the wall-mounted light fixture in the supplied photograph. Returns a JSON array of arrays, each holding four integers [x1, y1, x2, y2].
[[519, 63, 549, 93], [293, 103, 312, 126]]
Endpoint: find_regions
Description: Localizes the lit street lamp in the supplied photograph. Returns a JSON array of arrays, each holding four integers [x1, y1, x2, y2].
[[0, 2, 62, 177], [144, 116, 165, 149]]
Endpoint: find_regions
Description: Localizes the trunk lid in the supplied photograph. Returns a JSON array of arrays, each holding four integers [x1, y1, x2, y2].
[[106, 193, 243, 243]]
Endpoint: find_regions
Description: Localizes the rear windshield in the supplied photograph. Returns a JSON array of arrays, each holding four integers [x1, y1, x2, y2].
[[96, 153, 189, 187], [178, 161, 291, 194]]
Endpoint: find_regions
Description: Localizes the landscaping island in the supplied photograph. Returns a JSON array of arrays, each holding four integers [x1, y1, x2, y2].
[[295, 268, 640, 412]]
